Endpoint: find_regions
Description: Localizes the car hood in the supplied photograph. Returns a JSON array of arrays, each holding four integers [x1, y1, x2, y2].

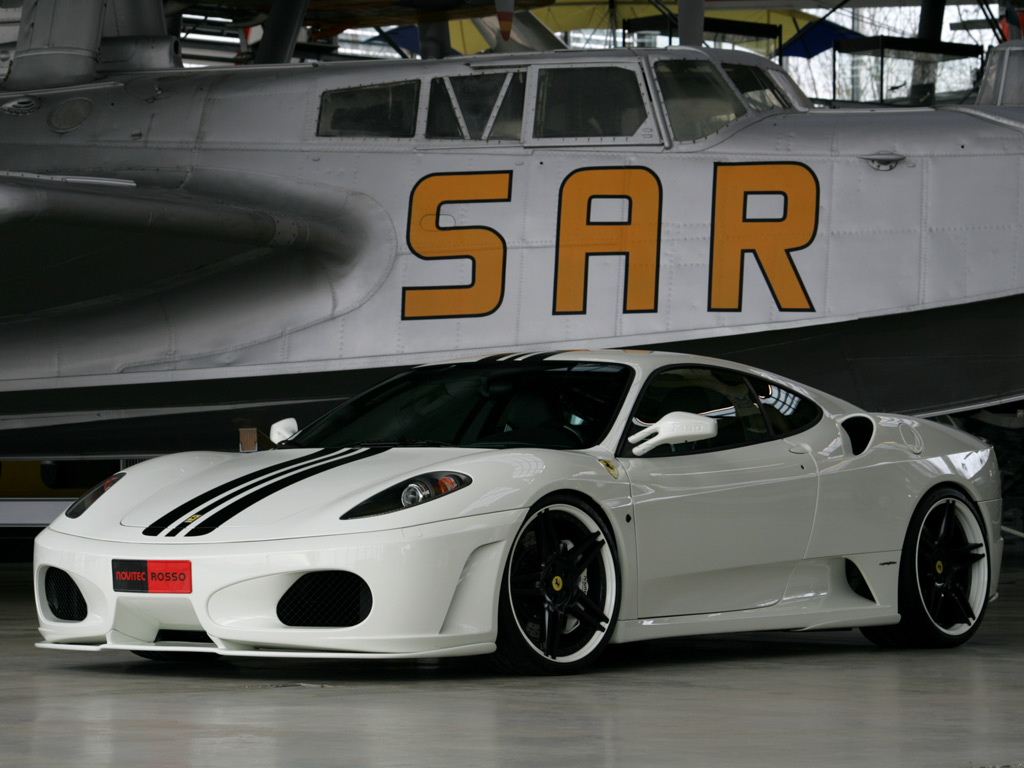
[[60, 446, 490, 543]]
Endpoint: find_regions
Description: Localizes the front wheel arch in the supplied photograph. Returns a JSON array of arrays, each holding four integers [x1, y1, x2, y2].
[[492, 491, 621, 674]]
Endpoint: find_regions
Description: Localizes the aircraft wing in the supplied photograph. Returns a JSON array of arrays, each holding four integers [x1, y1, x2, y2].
[[0, 172, 341, 321]]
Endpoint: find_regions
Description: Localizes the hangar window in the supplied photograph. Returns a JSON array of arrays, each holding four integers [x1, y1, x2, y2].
[[653, 59, 747, 142], [426, 71, 525, 140], [318, 80, 419, 137], [533, 66, 646, 138]]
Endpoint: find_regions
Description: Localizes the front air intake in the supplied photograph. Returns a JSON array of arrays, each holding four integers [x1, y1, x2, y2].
[[44, 568, 87, 621], [276, 571, 372, 627]]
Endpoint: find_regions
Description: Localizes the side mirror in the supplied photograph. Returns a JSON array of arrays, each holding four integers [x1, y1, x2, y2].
[[627, 411, 718, 456], [270, 417, 299, 445]]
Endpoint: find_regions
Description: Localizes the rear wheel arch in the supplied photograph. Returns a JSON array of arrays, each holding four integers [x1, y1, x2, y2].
[[862, 484, 991, 648], [921, 480, 984, 509], [912, 480, 994, 581]]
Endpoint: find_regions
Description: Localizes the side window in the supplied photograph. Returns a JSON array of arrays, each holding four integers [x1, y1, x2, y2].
[[721, 63, 790, 112], [426, 72, 525, 140], [426, 79, 461, 138], [451, 74, 507, 138], [489, 72, 525, 140], [747, 376, 821, 437], [318, 81, 419, 138], [534, 66, 646, 139], [653, 59, 747, 142], [628, 367, 769, 457]]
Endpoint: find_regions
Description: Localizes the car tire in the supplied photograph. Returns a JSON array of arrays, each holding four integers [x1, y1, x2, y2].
[[492, 494, 620, 674], [862, 487, 990, 649]]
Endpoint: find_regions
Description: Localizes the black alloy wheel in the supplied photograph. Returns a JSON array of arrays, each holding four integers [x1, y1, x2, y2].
[[862, 487, 990, 648], [494, 495, 620, 674]]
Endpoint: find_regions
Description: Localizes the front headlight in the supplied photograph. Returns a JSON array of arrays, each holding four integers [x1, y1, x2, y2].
[[342, 472, 472, 520], [64, 473, 125, 519]]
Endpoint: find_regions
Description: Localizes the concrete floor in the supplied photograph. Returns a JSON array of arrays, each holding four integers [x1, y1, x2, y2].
[[3, 546, 1023, 768]]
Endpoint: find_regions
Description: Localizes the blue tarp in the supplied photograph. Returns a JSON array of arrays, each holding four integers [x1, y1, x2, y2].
[[367, 26, 461, 56], [779, 18, 863, 59], [371, 17, 861, 60]]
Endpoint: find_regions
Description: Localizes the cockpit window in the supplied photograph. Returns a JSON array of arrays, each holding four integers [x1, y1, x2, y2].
[[534, 67, 646, 138], [766, 69, 813, 110], [976, 49, 1004, 104], [653, 59, 747, 142], [722, 63, 790, 111], [426, 72, 525, 140], [318, 80, 419, 138], [977, 47, 1024, 105]]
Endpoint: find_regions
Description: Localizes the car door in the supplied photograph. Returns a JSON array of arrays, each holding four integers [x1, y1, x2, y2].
[[619, 365, 820, 618]]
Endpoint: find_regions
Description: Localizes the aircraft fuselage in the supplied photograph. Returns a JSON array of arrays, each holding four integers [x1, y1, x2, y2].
[[1, 46, 1023, 418]]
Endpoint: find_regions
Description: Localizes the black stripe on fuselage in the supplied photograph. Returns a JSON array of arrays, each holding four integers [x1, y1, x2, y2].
[[142, 448, 346, 537], [183, 446, 391, 537]]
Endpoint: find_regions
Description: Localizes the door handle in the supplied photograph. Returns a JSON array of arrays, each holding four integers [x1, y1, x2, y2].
[[859, 152, 906, 171]]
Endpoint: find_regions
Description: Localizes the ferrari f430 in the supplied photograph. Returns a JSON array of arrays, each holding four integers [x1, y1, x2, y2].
[[34, 351, 1002, 673]]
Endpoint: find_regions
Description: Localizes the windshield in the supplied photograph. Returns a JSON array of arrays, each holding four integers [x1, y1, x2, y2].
[[286, 360, 634, 450], [653, 58, 747, 142]]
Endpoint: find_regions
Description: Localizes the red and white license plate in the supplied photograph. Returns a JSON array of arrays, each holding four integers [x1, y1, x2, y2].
[[112, 560, 192, 594]]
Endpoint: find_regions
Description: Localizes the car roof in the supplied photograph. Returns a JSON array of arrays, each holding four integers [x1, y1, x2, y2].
[[418, 349, 856, 416], [424, 348, 762, 380]]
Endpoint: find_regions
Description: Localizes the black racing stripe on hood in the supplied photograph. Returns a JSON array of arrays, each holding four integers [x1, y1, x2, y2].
[[183, 446, 391, 537], [142, 448, 345, 537], [162, 449, 356, 537]]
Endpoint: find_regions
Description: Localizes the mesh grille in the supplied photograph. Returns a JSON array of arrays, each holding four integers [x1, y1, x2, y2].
[[154, 630, 213, 645], [44, 568, 87, 622], [276, 571, 372, 627]]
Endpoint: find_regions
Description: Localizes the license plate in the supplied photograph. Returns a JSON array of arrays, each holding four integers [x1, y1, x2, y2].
[[112, 560, 192, 594]]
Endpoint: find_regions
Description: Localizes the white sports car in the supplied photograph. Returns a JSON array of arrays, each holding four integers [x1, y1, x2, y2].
[[35, 351, 1003, 673]]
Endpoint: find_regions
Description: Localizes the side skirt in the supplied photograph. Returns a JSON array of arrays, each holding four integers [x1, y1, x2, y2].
[[611, 554, 901, 644]]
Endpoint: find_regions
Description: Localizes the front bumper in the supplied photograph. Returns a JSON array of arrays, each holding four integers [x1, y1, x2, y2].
[[34, 508, 524, 658]]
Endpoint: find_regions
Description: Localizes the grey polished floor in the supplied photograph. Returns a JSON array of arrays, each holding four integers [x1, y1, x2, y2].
[[3, 547, 1023, 768]]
